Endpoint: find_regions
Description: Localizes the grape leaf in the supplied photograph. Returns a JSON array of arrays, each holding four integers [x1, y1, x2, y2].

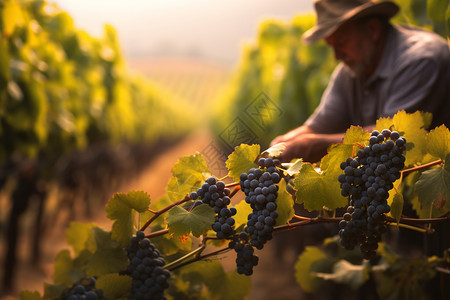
[[315, 260, 370, 290], [85, 227, 128, 276], [167, 153, 210, 201], [233, 199, 254, 229], [294, 164, 347, 211], [261, 142, 286, 158], [294, 246, 329, 293], [19, 291, 43, 300], [320, 126, 368, 178], [427, 0, 447, 22], [390, 193, 404, 225], [151, 230, 193, 255], [225, 144, 260, 182], [282, 158, 303, 176], [180, 260, 251, 300], [65, 222, 96, 255], [52, 250, 84, 285], [414, 159, 450, 212], [376, 111, 430, 166], [96, 273, 132, 299], [342, 125, 370, 144], [387, 178, 403, 224], [426, 125, 450, 160], [166, 204, 216, 238], [43, 283, 66, 300], [106, 190, 151, 246], [275, 179, 295, 225]]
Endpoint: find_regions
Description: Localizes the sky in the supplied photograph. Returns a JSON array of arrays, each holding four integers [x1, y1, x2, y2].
[[50, 0, 314, 63]]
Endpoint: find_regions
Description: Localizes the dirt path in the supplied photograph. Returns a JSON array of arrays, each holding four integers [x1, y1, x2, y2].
[[0, 128, 303, 299]]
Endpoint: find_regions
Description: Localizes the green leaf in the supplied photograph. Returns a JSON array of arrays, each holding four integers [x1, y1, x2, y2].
[[96, 273, 132, 299], [426, 125, 450, 160], [427, 0, 448, 22], [166, 204, 216, 238], [225, 144, 260, 182], [414, 160, 450, 212], [376, 111, 431, 166], [294, 164, 347, 211], [282, 158, 303, 176], [167, 153, 210, 202], [43, 283, 66, 300], [180, 260, 251, 300], [261, 143, 286, 158], [65, 222, 96, 255], [275, 179, 295, 225], [387, 179, 403, 224], [106, 190, 151, 246], [53, 250, 84, 285], [315, 260, 369, 290], [19, 291, 43, 300], [294, 246, 329, 293], [233, 199, 254, 229], [86, 227, 128, 276], [390, 193, 404, 225]]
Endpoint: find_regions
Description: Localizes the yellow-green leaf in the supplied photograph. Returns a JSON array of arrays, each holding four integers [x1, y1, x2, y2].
[[426, 125, 450, 160], [167, 153, 210, 201], [275, 179, 295, 225], [294, 164, 346, 211], [225, 144, 260, 182], [294, 246, 328, 293], [106, 191, 151, 246]]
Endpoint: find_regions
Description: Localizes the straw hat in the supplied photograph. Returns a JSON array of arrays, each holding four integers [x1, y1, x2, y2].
[[303, 0, 399, 44]]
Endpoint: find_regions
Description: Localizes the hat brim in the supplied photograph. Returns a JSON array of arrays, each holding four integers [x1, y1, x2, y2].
[[302, 1, 399, 44]]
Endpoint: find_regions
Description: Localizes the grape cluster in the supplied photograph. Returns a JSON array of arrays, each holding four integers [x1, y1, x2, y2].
[[232, 157, 281, 275], [190, 177, 236, 239], [338, 129, 406, 259], [125, 231, 171, 300], [61, 277, 106, 300]]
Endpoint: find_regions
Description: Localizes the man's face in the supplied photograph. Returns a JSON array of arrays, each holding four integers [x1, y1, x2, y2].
[[325, 20, 378, 78]]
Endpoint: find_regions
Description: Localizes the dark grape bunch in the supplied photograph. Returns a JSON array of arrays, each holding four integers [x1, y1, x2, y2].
[[233, 157, 281, 275], [190, 177, 237, 240], [338, 129, 406, 259], [125, 231, 171, 300], [60, 277, 107, 300]]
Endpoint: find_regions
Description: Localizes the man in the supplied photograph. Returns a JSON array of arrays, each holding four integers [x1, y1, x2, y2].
[[271, 0, 450, 162]]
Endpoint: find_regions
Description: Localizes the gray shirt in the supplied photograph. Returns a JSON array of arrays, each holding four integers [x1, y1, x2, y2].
[[305, 24, 450, 133]]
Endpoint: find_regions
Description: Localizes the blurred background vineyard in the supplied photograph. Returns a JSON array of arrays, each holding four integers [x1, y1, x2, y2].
[[0, 0, 447, 298]]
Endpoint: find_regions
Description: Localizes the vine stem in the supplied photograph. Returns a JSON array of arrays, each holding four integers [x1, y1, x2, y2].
[[140, 194, 191, 232], [435, 266, 450, 275], [163, 245, 205, 270], [387, 222, 429, 233], [401, 159, 443, 176], [225, 182, 240, 188], [166, 246, 232, 272]]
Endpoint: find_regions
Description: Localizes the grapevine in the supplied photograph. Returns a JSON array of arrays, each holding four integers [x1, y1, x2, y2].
[[338, 129, 406, 259], [19, 113, 450, 300]]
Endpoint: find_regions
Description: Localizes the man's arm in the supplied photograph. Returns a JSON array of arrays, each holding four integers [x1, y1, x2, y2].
[[270, 125, 343, 163], [271, 125, 376, 163]]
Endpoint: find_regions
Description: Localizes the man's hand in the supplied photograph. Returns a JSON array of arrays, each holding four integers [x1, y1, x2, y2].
[[270, 126, 344, 163]]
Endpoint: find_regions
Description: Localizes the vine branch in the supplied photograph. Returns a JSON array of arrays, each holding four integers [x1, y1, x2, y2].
[[141, 194, 191, 232], [401, 159, 443, 176]]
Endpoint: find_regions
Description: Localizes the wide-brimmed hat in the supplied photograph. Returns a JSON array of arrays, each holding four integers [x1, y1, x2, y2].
[[303, 0, 399, 44]]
